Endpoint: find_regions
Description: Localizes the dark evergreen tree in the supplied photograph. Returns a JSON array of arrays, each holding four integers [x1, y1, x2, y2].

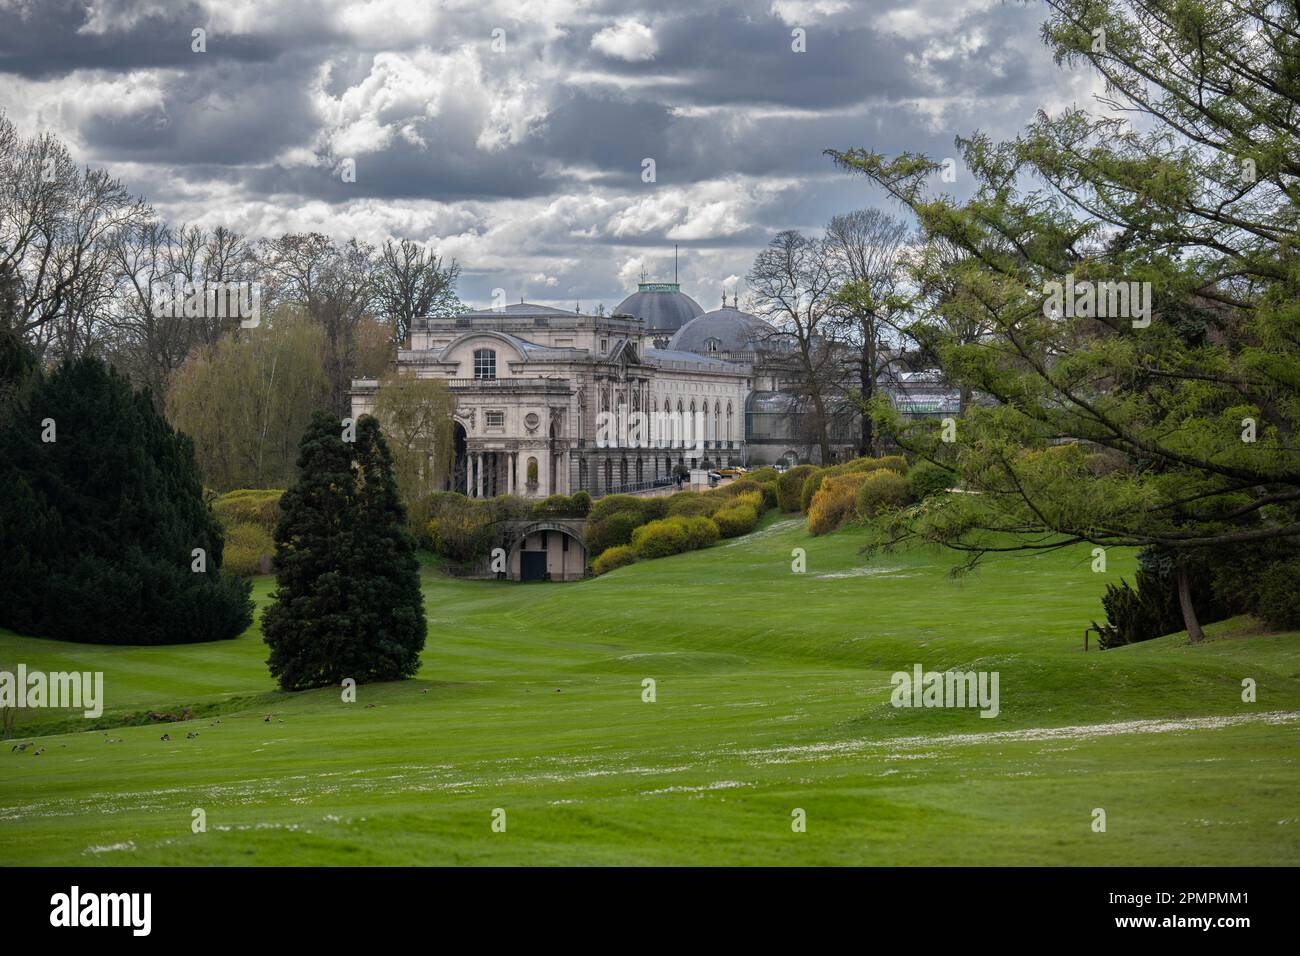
[[350, 414, 426, 681], [0, 347, 253, 644], [262, 411, 426, 690]]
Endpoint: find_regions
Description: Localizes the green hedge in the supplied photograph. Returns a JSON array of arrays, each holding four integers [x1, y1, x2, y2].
[[908, 460, 955, 499], [212, 489, 284, 535], [855, 469, 911, 518], [222, 522, 274, 577], [592, 544, 637, 576], [713, 503, 758, 537], [777, 464, 817, 511], [631, 517, 691, 559]]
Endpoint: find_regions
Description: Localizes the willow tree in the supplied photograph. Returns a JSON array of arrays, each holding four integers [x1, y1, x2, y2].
[[166, 307, 330, 490], [828, 0, 1300, 640], [370, 370, 457, 514]]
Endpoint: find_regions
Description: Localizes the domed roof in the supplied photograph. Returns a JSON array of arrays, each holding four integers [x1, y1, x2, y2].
[[668, 304, 774, 354], [614, 282, 703, 335]]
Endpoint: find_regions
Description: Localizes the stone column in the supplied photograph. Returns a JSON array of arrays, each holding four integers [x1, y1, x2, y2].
[[475, 453, 484, 497]]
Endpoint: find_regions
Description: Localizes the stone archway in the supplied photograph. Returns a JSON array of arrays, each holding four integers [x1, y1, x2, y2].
[[504, 520, 587, 582]]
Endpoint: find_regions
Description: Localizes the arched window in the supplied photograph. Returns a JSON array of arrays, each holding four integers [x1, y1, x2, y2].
[[473, 348, 496, 379], [714, 401, 721, 447], [663, 398, 670, 414], [726, 401, 733, 444], [705, 337, 720, 352]]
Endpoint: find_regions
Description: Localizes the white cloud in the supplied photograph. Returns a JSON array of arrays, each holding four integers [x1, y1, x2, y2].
[[768, 1, 849, 26], [590, 20, 658, 62]]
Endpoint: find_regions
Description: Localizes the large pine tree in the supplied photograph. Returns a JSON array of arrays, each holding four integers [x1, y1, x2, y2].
[[262, 411, 426, 690], [0, 349, 254, 644]]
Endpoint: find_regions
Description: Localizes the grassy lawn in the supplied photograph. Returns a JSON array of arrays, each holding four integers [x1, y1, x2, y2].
[[2, 513, 1297, 865]]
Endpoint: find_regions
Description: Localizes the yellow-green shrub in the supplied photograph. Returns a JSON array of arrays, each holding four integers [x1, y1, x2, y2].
[[807, 473, 870, 535], [222, 521, 274, 576], [799, 469, 831, 512], [212, 489, 283, 535], [855, 468, 911, 518], [777, 464, 816, 511], [592, 544, 637, 576], [712, 503, 758, 538], [631, 517, 691, 559], [667, 492, 725, 518], [681, 515, 720, 550]]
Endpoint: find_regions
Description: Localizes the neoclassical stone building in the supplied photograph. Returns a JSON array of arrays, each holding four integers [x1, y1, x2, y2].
[[351, 279, 958, 499], [351, 290, 753, 499]]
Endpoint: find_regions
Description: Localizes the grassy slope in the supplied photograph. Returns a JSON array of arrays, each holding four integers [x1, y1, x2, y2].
[[1, 514, 1297, 865]]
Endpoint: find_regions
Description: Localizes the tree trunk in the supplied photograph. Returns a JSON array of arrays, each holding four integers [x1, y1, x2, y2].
[[1176, 562, 1206, 643], [860, 333, 874, 457], [810, 390, 832, 464]]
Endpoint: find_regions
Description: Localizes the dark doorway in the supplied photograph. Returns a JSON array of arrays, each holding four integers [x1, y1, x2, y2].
[[452, 421, 467, 493], [520, 551, 547, 582]]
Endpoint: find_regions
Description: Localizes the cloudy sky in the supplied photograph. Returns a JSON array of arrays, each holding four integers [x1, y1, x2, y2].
[[0, 0, 1099, 310]]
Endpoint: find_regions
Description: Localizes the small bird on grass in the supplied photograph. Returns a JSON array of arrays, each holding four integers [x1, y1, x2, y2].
[[186, 731, 199, 739], [33, 747, 44, 756], [160, 733, 170, 742]]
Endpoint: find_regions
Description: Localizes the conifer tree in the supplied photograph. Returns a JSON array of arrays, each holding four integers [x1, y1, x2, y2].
[[262, 411, 426, 690], [0, 349, 253, 644]]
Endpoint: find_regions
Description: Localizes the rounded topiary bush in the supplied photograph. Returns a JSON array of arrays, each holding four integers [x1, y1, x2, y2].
[[777, 464, 816, 511], [641, 496, 670, 521], [907, 460, 955, 500], [631, 517, 691, 559], [712, 502, 758, 538], [681, 515, 720, 550], [667, 492, 724, 519], [589, 494, 646, 522], [808, 473, 871, 535], [592, 543, 637, 576], [584, 511, 643, 557], [717, 478, 776, 511], [222, 522, 275, 577], [864, 454, 909, 474], [855, 468, 911, 518], [799, 469, 831, 513]]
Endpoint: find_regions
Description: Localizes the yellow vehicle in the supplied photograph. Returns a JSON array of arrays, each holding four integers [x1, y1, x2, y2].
[[715, 466, 747, 478]]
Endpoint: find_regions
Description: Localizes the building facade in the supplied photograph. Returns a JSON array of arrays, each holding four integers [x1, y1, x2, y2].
[[351, 282, 958, 499]]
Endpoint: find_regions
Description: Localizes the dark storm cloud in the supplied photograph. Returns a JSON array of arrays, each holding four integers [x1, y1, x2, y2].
[[0, 0, 1077, 303], [0, 0, 283, 77]]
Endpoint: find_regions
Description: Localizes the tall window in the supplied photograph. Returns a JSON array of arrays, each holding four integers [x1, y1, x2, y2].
[[473, 348, 496, 379]]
